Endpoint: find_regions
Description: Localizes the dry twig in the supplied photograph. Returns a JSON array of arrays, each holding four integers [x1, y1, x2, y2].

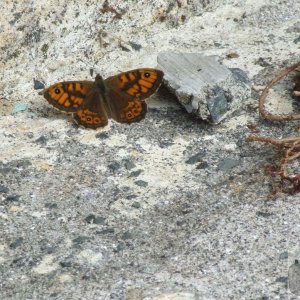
[[248, 61, 300, 194]]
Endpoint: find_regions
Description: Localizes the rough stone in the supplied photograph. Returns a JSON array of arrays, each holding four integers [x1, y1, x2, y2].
[[158, 52, 251, 123]]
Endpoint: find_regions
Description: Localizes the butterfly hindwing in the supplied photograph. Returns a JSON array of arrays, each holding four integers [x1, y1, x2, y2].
[[74, 88, 109, 129], [106, 89, 148, 124]]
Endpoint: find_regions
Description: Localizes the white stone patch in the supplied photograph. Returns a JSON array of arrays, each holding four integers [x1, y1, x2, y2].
[[31, 159, 54, 171], [32, 255, 59, 275], [76, 249, 103, 266], [105, 133, 128, 147], [116, 148, 130, 158], [0, 212, 8, 220], [77, 128, 110, 145], [223, 143, 238, 151], [0, 244, 6, 264], [31, 211, 48, 218], [131, 136, 191, 189], [8, 206, 24, 213], [57, 274, 73, 284], [263, 89, 294, 115], [0, 116, 58, 165], [223, 115, 253, 130], [149, 292, 198, 300]]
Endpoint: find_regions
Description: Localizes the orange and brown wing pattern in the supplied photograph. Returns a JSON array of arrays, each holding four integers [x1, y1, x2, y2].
[[43, 81, 94, 112], [74, 89, 108, 129], [104, 68, 164, 101], [107, 89, 147, 124]]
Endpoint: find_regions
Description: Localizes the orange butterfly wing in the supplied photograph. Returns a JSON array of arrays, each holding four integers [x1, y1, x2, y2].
[[43, 81, 94, 112], [104, 68, 164, 123], [73, 88, 109, 129]]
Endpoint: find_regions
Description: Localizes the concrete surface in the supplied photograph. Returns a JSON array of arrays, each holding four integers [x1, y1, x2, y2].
[[1, 0, 300, 299]]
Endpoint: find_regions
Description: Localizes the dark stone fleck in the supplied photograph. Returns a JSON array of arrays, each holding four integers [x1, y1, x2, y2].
[[181, 207, 193, 214], [254, 57, 271, 67], [97, 228, 115, 235], [81, 272, 97, 281], [176, 220, 186, 226], [126, 194, 138, 200], [294, 36, 300, 44], [11, 257, 24, 266], [129, 169, 142, 177], [134, 180, 148, 187], [45, 203, 58, 209], [120, 44, 131, 52], [0, 185, 9, 193], [60, 260, 72, 268], [128, 41, 142, 51], [123, 159, 136, 170], [132, 201, 141, 209], [121, 231, 132, 240], [159, 140, 174, 148], [9, 12, 22, 25], [186, 150, 207, 164], [207, 86, 228, 122], [217, 158, 240, 171], [5, 195, 20, 202], [286, 22, 300, 33], [10, 237, 24, 249], [256, 211, 273, 218], [279, 251, 288, 260], [39, 239, 55, 253], [11, 256, 37, 267], [50, 293, 59, 298], [16, 160, 32, 168], [230, 68, 251, 85], [35, 135, 47, 145], [196, 161, 209, 169], [95, 132, 109, 139], [275, 276, 288, 283], [72, 236, 92, 244], [85, 214, 106, 224], [108, 161, 121, 171], [33, 79, 45, 90]]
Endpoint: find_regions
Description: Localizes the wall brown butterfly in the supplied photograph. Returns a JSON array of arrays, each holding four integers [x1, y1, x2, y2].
[[41, 68, 164, 129]]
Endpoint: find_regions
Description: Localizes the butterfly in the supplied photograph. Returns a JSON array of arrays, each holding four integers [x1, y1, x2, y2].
[[40, 68, 164, 129]]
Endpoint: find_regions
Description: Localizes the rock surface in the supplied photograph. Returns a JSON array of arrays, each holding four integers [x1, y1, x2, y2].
[[1, 0, 300, 299], [158, 52, 251, 123]]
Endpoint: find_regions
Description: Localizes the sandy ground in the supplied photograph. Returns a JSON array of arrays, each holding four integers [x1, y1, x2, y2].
[[1, 0, 300, 299]]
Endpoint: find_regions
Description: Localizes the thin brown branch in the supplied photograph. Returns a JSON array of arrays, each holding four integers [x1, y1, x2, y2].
[[247, 135, 300, 147], [259, 61, 300, 121]]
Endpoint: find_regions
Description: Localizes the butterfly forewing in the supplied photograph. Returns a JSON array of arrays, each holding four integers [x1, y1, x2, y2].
[[104, 68, 164, 101], [43, 81, 94, 113]]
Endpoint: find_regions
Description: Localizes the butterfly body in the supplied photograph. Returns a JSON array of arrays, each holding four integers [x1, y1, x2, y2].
[[41, 69, 164, 129]]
